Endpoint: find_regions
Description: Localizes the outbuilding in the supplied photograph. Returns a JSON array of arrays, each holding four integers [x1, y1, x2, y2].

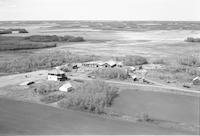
[[48, 69, 67, 81], [102, 60, 117, 68], [59, 82, 73, 92], [192, 76, 200, 85]]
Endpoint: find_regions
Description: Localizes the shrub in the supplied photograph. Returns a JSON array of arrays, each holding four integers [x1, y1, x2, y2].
[[58, 80, 119, 114], [32, 81, 61, 95], [91, 68, 129, 80], [152, 58, 168, 65], [177, 55, 200, 67], [25, 35, 60, 42], [137, 113, 154, 122], [123, 55, 148, 66], [165, 65, 200, 78], [60, 65, 72, 72], [40, 92, 66, 103]]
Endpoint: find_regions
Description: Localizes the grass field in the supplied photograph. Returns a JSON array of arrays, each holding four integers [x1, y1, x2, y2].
[[0, 97, 195, 135], [111, 88, 200, 127]]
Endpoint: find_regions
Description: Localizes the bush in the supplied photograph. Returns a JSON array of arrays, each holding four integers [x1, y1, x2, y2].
[[32, 81, 61, 95], [40, 92, 66, 103], [91, 68, 129, 80], [185, 37, 200, 42], [58, 80, 119, 114], [137, 113, 154, 122], [67, 37, 84, 42], [177, 55, 200, 67], [60, 65, 72, 72], [123, 55, 148, 66], [25, 35, 60, 42], [152, 58, 168, 65]]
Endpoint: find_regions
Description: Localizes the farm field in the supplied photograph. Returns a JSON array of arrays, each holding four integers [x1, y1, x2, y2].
[[111, 89, 200, 127], [0, 97, 196, 135]]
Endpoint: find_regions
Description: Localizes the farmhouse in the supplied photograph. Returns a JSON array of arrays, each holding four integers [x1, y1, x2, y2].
[[48, 69, 67, 81], [59, 82, 73, 92], [192, 76, 200, 85]]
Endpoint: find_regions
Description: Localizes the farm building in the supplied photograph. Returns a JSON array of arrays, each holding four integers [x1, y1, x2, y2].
[[102, 60, 117, 68], [129, 66, 136, 72], [83, 60, 123, 68], [59, 82, 73, 92], [48, 69, 67, 81], [72, 63, 82, 69], [82, 61, 104, 68], [11, 31, 19, 34], [192, 76, 200, 85]]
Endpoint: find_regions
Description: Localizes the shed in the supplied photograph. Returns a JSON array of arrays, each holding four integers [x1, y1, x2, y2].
[[59, 82, 73, 92], [11, 31, 19, 34], [192, 76, 200, 85], [130, 75, 138, 81], [105, 60, 117, 68], [129, 66, 136, 72]]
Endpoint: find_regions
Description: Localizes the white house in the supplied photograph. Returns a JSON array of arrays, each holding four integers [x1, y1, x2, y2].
[[48, 69, 67, 81], [59, 82, 73, 92]]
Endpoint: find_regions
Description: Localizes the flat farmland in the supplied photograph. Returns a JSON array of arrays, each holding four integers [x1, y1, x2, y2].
[[0, 97, 194, 135], [111, 88, 200, 127]]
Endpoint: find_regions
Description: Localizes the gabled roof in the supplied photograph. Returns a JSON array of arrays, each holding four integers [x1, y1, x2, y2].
[[193, 76, 200, 81], [48, 69, 65, 75], [104, 60, 117, 66]]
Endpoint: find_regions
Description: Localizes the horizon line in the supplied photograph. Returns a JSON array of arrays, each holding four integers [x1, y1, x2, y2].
[[0, 19, 200, 22]]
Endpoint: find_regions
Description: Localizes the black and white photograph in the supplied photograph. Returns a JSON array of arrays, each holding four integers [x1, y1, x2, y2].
[[0, 0, 199, 135]]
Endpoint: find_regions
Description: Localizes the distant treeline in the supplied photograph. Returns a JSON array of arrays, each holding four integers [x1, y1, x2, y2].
[[0, 35, 85, 51], [185, 37, 200, 43], [26, 35, 84, 42]]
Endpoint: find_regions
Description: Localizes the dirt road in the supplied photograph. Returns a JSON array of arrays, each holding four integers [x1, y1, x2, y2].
[[0, 70, 200, 96]]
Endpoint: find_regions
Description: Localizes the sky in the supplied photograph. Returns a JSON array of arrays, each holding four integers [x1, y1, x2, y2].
[[0, 0, 199, 21]]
